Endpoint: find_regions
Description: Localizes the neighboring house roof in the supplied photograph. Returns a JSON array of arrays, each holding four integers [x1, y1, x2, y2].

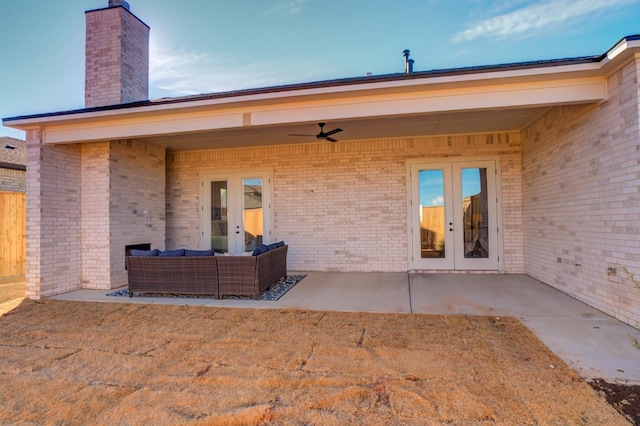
[[0, 137, 26, 171]]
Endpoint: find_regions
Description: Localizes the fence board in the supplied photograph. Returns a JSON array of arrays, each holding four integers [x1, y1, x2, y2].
[[0, 192, 26, 277]]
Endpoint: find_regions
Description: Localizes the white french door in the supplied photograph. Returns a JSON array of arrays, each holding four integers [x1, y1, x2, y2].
[[409, 160, 500, 270], [201, 170, 273, 254]]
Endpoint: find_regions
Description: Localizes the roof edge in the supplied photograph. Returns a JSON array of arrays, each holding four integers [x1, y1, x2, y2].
[[4, 34, 639, 124], [0, 56, 601, 124]]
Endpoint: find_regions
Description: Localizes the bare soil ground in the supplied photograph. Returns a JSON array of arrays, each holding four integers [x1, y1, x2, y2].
[[0, 299, 632, 425], [590, 379, 640, 425]]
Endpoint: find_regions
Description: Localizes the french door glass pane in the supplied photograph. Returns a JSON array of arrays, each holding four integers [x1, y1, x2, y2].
[[211, 181, 228, 253], [243, 179, 263, 252], [461, 168, 489, 258], [419, 170, 446, 258]]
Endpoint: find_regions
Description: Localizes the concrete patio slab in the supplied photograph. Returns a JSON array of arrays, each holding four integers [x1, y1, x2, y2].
[[275, 272, 411, 313]]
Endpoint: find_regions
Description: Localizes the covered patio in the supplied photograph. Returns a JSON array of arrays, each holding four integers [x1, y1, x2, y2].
[[5, 27, 639, 333], [2, 2, 639, 388], [49, 272, 640, 385]]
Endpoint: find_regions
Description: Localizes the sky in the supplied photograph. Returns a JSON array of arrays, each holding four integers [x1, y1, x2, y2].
[[1, 0, 639, 139], [419, 168, 480, 207]]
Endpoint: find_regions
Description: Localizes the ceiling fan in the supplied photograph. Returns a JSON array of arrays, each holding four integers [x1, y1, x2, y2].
[[288, 122, 343, 143]]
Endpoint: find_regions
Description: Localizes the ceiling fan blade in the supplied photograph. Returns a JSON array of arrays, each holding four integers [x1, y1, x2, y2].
[[288, 133, 316, 137], [326, 137, 338, 143], [324, 128, 343, 137]]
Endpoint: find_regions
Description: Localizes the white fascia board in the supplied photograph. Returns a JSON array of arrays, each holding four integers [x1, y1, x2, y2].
[[597, 39, 640, 76], [606, 39, 640, 62]]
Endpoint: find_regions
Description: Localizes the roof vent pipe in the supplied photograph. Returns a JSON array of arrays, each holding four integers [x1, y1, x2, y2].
[[403, 49, 414, 74], [108, 0, 130, 10]]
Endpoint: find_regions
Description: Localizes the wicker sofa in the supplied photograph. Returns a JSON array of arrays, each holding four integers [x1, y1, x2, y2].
[[125, 244, 287, 299]]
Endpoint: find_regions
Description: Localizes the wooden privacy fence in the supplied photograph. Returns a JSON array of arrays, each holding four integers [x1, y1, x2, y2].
[[0, 192, 26, 277]]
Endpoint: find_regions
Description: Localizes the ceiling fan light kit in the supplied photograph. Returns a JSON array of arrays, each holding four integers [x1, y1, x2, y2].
[[289, 122, 343, 143]]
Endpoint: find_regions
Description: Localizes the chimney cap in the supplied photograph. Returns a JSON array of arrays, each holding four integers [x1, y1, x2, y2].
[[108, 0, 130, 10]]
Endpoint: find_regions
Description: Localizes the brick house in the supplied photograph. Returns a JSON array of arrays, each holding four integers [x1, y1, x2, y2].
[[0, 136, 26, 277], [0, 137, 26, 192], [3, 1, 640, 327]]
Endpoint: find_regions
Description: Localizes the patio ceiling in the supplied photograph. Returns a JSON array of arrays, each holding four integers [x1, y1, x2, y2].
[[143, 106, 553, 152]]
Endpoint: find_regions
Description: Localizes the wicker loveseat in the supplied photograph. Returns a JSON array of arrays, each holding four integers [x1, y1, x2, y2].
[[125, 244, 288, 299]]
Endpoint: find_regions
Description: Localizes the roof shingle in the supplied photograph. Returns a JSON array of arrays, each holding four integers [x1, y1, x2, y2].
[[0, 137, 27, 167]]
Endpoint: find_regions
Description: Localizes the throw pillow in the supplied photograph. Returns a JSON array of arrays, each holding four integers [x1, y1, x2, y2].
[[252, 244, 269, 256], [130, 249, 160, 256], [158, 249, 185, 257], [185, 249, 215, 257]]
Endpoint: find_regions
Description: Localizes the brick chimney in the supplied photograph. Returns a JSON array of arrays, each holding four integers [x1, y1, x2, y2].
[[85, 0, 150, 108]]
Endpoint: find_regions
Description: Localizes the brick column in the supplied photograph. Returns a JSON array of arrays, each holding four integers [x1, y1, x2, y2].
[[25, 129, 82, 298]]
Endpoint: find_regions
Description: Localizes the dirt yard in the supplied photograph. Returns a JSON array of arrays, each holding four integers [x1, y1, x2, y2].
[[0, 299, 632, 424]]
